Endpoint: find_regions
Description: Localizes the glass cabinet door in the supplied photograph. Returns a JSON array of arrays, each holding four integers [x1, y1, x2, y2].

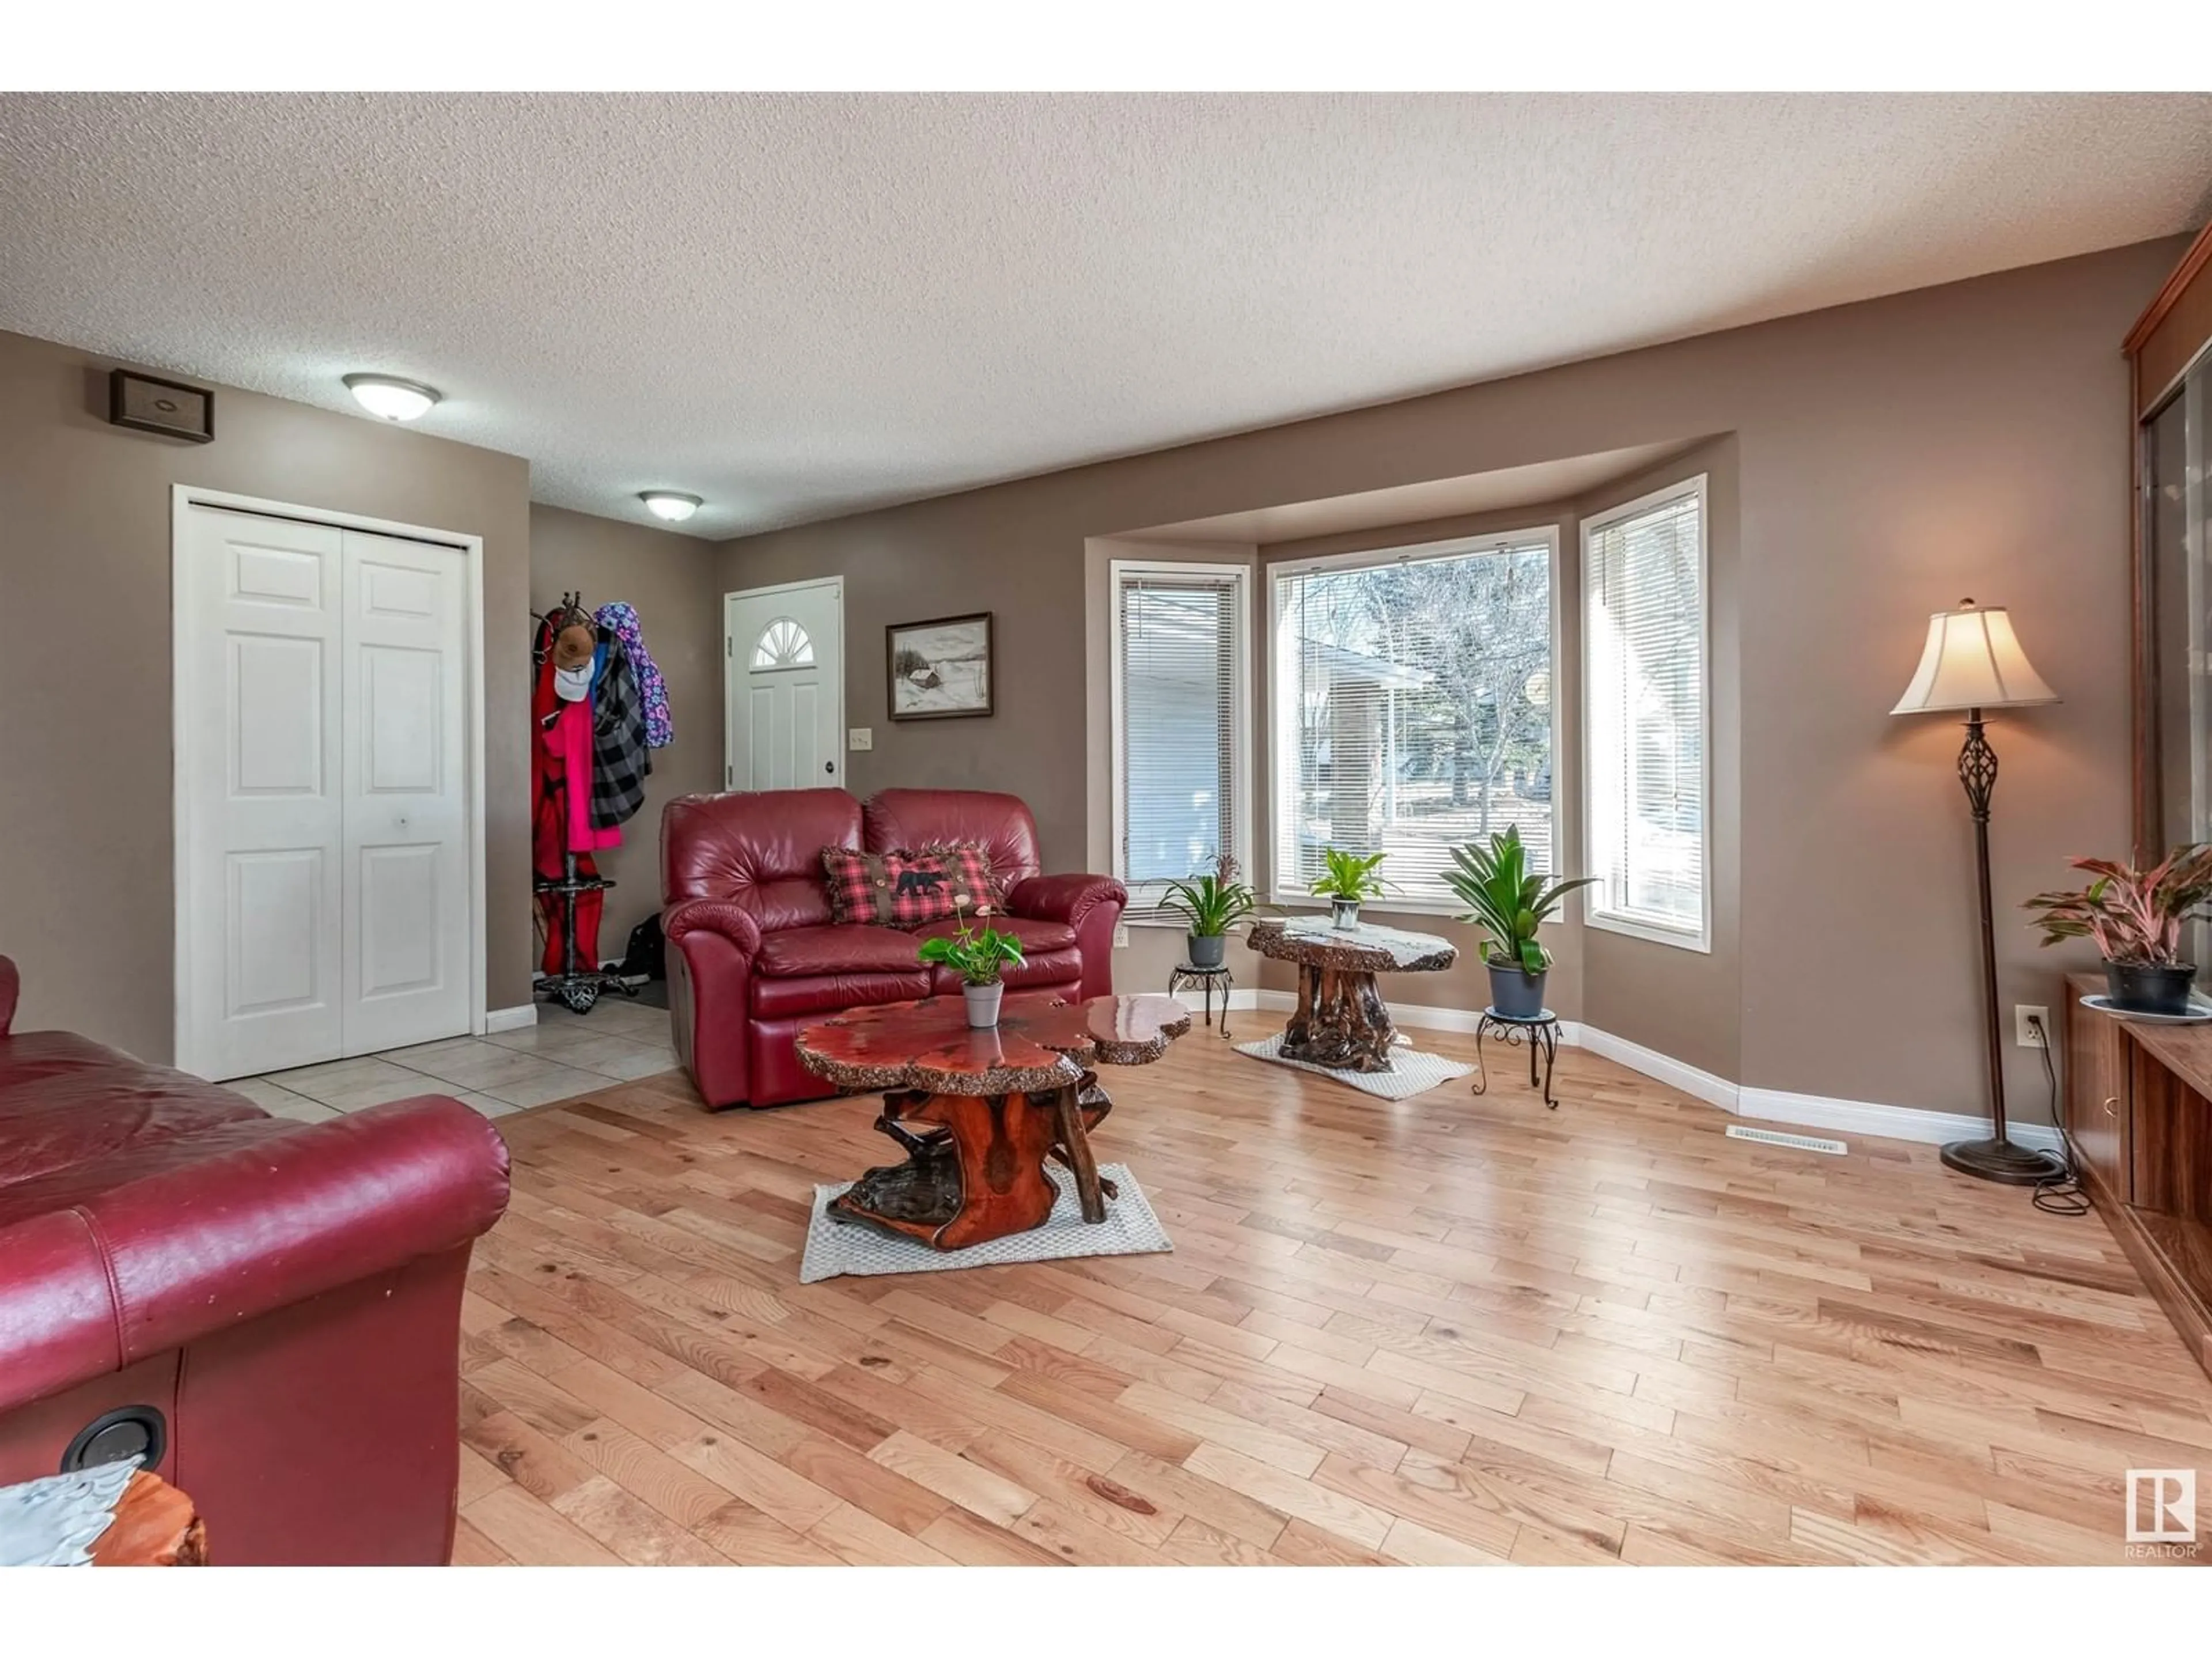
[[2145, 357, 2209, 962]]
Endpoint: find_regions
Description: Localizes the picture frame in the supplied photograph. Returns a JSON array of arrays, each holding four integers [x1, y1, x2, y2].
[[886, 611, 994, 721], [108, 369, 215, 443]]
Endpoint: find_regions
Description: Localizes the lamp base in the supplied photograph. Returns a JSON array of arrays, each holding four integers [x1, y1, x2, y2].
[[1938, 1136, 2065, 1185]]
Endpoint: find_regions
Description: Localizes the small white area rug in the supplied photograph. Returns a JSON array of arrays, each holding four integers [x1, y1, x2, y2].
[[1235, 1032, 1472, 1100], [799, 1161, 1171, 1283]]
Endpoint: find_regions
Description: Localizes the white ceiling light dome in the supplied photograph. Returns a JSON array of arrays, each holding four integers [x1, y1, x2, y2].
[[640, 491, 703, 522], [343, 373, 441, 421]]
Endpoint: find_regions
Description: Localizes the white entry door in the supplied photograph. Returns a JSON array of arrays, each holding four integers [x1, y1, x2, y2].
[[726, 578, 844, 791], [177, 503, 473, 1080]]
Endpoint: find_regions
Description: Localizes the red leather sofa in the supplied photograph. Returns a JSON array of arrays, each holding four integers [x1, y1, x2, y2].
[[0, 956, 510, 1565], [662, 787, 1127, 1109]]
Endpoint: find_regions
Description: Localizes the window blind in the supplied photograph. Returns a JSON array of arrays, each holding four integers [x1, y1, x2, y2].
[[1271, 539, 1555, 907], [1582, 483, 1706, 941], [1115, 567, 1243, 913]]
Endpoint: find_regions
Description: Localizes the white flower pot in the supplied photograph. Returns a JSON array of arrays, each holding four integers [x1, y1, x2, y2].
[[963, 981, 1003, 1028]]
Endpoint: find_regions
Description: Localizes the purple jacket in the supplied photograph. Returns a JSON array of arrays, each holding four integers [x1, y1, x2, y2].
[[594, 601, 672, 749]]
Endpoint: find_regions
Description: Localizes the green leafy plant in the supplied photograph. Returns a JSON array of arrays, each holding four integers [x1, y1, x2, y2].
[[2024, 847, 2212, 966], [1308, 847, 1391, 903], [916, 897, 1027, 986], [1442, 825, 1597, 975], [1163, 854, 1263, 937]]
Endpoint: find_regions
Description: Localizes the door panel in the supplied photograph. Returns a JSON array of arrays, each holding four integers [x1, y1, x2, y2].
[[229, 541, 325, 607], [726, 582, 842, 793], [339, 531, 469, 1057], [229, 635, 325, 794], [357, 844, 441, 996], [360, 645, 442, 793], [181, 509, 346, 1080], [225, 849, 325, 1016]]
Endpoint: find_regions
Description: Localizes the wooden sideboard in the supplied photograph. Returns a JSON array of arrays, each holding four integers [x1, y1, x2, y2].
[[2064, 972, 2212, 1380]]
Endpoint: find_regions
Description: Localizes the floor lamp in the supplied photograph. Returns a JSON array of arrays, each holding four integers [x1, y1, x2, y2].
[[1891, 600, 2066, 1185]]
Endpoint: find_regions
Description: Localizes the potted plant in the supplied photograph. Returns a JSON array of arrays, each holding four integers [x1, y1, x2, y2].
[[1442, 825, 1596, 1020], [1308, 847, 1391, 931], [916, 897, 1027, 1028], [1162, 854, 1262, 968], [2024, 846, 2212, 1016]]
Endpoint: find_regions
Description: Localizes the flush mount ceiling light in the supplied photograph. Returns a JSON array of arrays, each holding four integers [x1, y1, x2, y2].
[[343, 373, 442, 422], [640, 491, 703, 522]]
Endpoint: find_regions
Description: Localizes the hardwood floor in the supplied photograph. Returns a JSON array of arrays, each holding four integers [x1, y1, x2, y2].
[[455, 1017, 2212, 1565]]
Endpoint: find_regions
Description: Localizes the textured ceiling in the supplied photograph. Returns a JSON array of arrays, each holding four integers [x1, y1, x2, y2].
[[2, 92, 2209, 540]]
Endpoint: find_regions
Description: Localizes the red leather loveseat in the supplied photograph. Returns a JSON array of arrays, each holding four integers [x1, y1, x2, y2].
[[661, 787, 1127, 1109], [0, 956, 510, 1565]]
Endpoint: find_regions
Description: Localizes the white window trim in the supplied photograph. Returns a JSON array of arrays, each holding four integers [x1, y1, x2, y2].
[[1580, 473, 1713, 955], [1108, 558, 1253, 918], [1267, 527, 1564, 911]]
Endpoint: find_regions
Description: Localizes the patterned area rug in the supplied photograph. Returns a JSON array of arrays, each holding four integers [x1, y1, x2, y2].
[[1234, 1031, 1472, 1100], [798, 1162, 1171, 1282]]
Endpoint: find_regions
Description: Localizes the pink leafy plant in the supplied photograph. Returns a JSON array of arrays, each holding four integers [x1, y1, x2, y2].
[[2022, 846, 2212, 967]]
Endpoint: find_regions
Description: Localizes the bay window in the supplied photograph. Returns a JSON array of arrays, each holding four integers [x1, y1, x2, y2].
[[1270, 532, 1558, 908], [1109, 561, 1251, 914], [1581, 476, 1710, 949]]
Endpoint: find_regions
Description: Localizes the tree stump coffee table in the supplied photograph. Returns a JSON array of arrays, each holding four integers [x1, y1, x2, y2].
[[0, 1466, 205, 1566], [796, 993, 1190, 1251], [1246, 918, 1457, 1074]]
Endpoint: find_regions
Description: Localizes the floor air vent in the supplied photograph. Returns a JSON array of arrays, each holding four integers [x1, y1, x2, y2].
[[1726, 1124, 1847, 1156]]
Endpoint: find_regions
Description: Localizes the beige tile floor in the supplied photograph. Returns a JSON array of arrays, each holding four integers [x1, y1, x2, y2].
[[231, 993, 677, 1124]]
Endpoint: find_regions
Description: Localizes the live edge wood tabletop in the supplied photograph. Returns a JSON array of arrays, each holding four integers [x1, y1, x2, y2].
[[2063, 972, 2212, 1382]]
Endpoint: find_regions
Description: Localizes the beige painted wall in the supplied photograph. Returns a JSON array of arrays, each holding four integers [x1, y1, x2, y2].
[[528, 504, 725, 955], [0, 328, 533, 1060], [718, 238, 2181, 1124]]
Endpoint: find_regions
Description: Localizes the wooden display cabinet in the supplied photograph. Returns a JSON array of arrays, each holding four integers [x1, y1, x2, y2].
[[2066, 973, 2212, 1381]]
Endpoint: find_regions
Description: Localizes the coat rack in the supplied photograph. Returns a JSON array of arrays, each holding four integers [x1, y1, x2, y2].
[[533, 593, 638, 1016]]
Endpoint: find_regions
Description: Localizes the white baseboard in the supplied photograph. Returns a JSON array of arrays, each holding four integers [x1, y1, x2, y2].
[[1733, 1085, 2062, 1153], [485, 1005, 539, 1035], [1214, 988, 2059, 1154], [1574, 1024, 1738, 1112]]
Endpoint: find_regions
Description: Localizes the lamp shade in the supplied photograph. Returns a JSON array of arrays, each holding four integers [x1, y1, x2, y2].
[[1890, 603, 2058, 715]]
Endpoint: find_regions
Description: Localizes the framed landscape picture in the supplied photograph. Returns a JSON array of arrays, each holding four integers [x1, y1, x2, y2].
[[886, 611, 994, 720]]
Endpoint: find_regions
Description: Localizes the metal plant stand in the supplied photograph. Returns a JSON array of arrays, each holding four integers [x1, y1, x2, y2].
[[1471, 1007, 1563, 1110], [1166, 961, 1234, 1038]]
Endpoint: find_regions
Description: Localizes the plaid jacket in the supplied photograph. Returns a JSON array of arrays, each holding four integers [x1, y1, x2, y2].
[[589, 633, 652, 830]]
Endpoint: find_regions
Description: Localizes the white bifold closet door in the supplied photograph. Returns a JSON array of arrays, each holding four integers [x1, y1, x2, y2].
[[179, 504, 470, 1080]]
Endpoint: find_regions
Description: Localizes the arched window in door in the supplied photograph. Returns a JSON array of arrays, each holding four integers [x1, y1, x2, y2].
[[751, 616, 815, 671]]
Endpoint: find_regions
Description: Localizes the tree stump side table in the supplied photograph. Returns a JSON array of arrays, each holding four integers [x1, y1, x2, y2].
[[1245, 918, 1457, 1074], [796, 993, 1190, 1250]]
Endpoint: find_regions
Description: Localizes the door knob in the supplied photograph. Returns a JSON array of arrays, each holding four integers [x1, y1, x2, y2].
[[824, 761, 835, 775], [2102, 1096, 2118, 1119]]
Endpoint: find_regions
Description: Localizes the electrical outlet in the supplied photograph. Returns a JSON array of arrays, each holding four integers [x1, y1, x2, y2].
[[1112, 923, 1130, 949], [2015, 1005, 2050, 1047], [847, 727, 873, 751]]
